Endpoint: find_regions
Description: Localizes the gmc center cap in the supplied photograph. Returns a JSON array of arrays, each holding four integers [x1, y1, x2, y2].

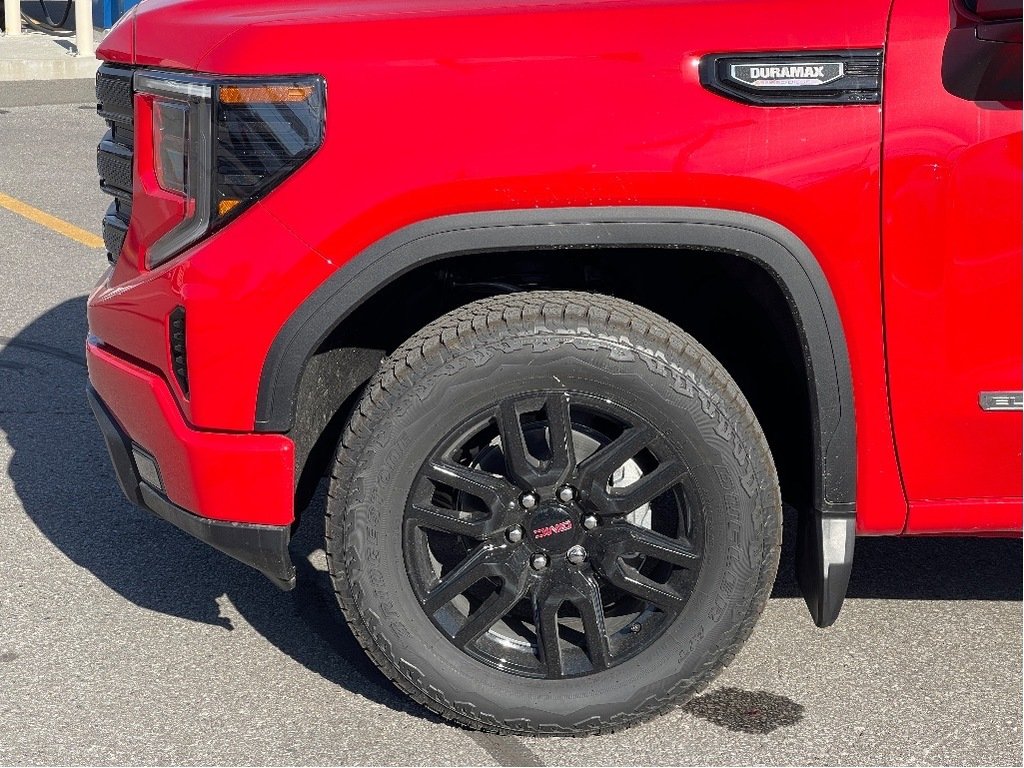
[[528, 504, 579, 552]]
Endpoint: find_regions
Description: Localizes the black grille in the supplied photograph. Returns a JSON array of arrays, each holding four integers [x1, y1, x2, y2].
[[97, 69, 133, 123], [96, 64, 135, 262], [102, 215, 128, 259], [97, 142, 132, 198]]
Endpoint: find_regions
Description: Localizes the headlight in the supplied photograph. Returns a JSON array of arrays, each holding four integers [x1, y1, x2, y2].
[[152, 99, 189, 196], [134, 71, 325, 268]]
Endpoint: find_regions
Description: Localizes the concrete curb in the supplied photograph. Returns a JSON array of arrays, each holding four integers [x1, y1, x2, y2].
[[0, 54, 100, 82], [0, 78, 97, 107]]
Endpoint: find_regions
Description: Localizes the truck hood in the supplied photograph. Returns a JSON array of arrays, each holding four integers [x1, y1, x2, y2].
[[97, 0, 647, 70], [99, 0, 310, 70]]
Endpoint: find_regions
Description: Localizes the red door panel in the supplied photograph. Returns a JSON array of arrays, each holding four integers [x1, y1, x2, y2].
[[883, 0, 1023, 528]]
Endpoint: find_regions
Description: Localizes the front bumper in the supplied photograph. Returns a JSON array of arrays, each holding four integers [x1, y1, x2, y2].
[[86, 339, 296, 589]]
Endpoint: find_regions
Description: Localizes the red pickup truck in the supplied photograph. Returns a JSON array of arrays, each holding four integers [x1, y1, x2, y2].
[[86, 0, 1022, 735]]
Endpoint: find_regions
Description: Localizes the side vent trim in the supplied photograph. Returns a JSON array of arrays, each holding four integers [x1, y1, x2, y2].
[[700, 49, 884, 106], [169, 307, 189, 397]]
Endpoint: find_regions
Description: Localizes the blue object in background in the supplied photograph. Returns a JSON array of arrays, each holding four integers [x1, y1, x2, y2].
[[92, 0, 142, 29]]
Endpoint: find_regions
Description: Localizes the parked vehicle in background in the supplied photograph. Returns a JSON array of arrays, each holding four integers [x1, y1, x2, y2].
[[86, 0, 1022, 735]]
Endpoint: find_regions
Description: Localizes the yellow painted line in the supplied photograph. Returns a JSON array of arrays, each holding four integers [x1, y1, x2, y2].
[[0, 192, 104, 249]]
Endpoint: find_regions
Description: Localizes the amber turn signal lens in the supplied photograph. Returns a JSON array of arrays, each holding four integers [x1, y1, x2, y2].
[[218, 199, 241, 216], [219, 85, 314, 104]]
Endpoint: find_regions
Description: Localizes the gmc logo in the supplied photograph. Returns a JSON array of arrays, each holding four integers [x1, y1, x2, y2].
[[532, 520, 573, 539]]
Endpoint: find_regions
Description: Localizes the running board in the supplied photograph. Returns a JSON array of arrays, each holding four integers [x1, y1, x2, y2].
[[796, 507, 855, 628]]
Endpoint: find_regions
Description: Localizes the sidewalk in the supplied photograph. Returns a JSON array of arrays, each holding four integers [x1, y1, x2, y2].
[[1, 28, 102, 81]]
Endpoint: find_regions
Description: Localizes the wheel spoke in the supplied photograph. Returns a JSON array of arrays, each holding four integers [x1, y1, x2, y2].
[[597, 523, 699, 568], [497, 400, 537, 488], [532, 581, 565, 678], [410, 460, 519, 538], [422, 543, 503, 613], [543, 392, 576, 487], [630, 525, 699, 567], [407, 502, 489, 538], [423, 460, 518, 514], [599, 558, 687, 613], [568, 572, 611, 671], [497, 394, 576, 489], [454, 579, 528, 648], [595, 459, 688, 516], [576, 426, 652, 507]]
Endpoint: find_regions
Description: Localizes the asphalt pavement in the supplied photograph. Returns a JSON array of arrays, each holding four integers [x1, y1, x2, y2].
[[0, 79, 1021, 766]]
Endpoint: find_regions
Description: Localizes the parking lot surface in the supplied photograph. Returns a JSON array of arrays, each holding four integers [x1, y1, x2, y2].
[[1, 80, 1021, 766]]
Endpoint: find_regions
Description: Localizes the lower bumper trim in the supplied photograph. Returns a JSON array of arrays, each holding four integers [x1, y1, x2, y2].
[[87, 385, 296, 591], [138, 484, 296, 591]]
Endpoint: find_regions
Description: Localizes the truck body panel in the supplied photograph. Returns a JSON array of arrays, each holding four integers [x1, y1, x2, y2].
[[882, 0, 1023, 532], [93, 0, 921, 533]]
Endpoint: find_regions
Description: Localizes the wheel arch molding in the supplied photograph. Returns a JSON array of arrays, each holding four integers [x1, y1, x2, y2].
[[256, 207, 856, 517]]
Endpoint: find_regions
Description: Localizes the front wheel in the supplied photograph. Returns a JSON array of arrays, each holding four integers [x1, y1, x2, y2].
[[326, 291, 781, 735]]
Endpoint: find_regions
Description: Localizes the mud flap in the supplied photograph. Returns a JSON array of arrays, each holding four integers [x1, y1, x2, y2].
[[796, 507, 855, 628]]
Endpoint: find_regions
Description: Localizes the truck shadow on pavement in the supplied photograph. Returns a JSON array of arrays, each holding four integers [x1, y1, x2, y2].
[[2, 297, 1020, 725], [1, 296, 432, 722]]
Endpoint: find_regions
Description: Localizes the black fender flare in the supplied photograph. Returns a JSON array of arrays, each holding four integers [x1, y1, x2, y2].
[[258, 207, 856, 501], [255, 207, 856, 624], [257, 206, 855, 506]]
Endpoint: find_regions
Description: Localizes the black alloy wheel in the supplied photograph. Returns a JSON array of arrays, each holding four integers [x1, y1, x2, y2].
[[403, 391, 705, 680]]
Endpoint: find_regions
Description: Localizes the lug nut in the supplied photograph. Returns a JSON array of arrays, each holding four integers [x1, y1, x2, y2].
[[531, 553, 549, 571], [557, 485, 576, 503], [582, 514, 599, 530], [566, 545, 588, 565], [506, 525, 524, 543], [520, 492, 539, 510]]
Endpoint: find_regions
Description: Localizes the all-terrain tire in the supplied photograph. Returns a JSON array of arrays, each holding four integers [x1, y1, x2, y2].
[[325, 291, 782, 736]]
